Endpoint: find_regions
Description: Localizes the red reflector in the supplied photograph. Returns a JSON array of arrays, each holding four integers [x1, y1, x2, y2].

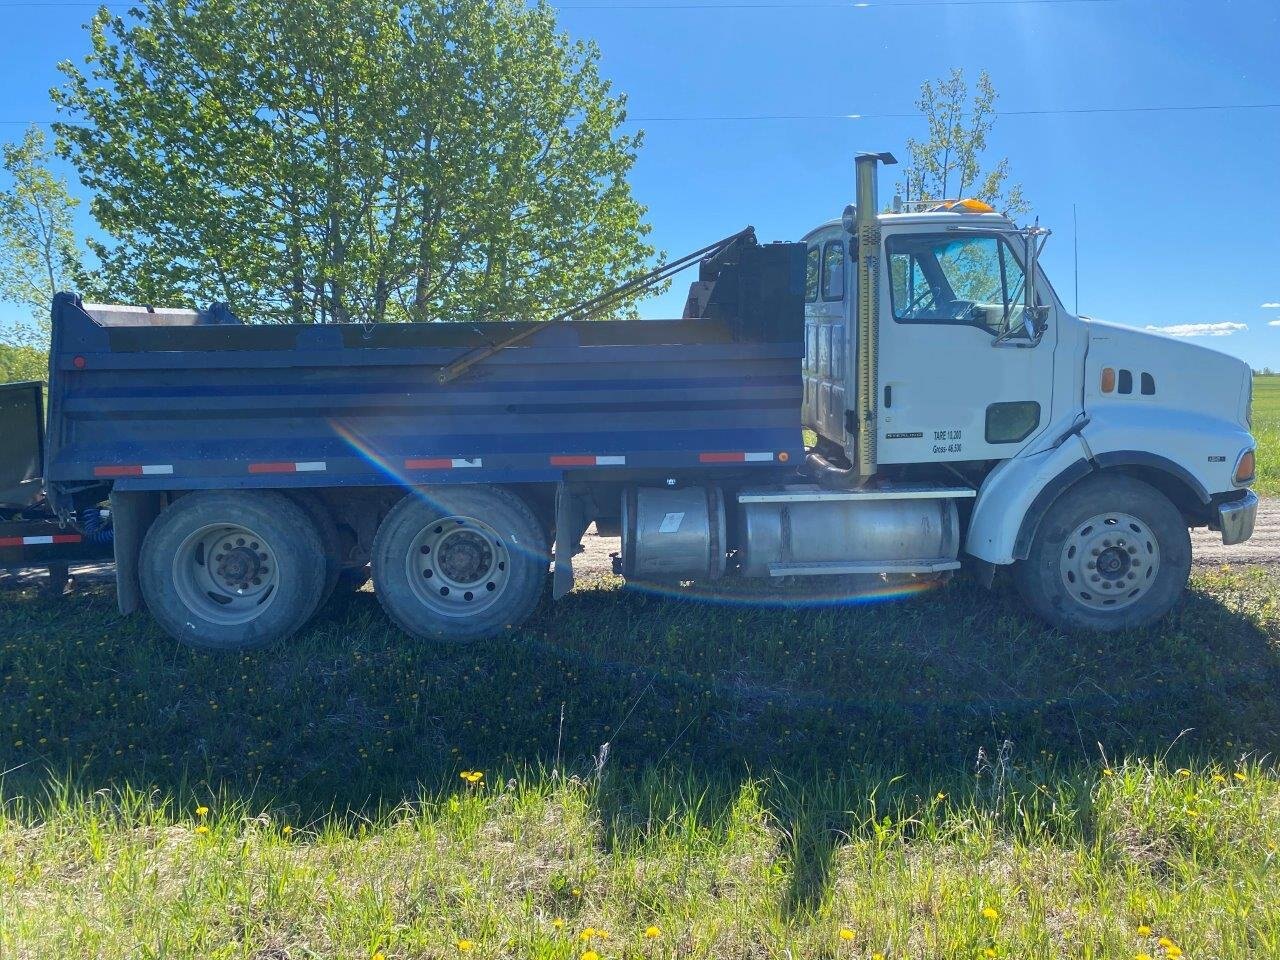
[[73, 356, 86, 369], [550, 455, 597, 467], [405, 458, 454, 470], [699, 452, 746, 463], [248, 462, 296, 474], [93, 465, 144, 477]]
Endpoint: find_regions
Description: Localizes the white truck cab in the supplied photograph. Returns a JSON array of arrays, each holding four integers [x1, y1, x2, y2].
[[799, 152, 1258, 630]]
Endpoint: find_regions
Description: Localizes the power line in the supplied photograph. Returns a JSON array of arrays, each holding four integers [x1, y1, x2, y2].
[[3, 102, 1279, 127], [623, 102, 1280, 121], [558, 0, 1119, 7], [0, 0, 1127, 5]]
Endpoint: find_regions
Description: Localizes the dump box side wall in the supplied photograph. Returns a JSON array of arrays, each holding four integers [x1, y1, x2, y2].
[[45, 296, 805, 496]]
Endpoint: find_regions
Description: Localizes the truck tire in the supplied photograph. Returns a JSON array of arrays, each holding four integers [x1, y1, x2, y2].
[[1013, 475, 1191, 633], [372, 486, 548, 642], [139, 490, 326, 651], [285, 490, 343, 608]]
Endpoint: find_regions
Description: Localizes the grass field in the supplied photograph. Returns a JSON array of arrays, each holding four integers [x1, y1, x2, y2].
[[1252, 375, 1279, 495], [3, 560, 1280, 957], [0, 378, 1277, 958]]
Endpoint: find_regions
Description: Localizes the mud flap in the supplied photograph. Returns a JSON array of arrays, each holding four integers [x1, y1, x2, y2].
[[552, 483, 593, 600], [109, 489, 160, 614]]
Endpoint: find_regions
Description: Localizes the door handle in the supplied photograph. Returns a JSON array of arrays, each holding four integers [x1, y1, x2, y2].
[[883, 384, 893, 408]]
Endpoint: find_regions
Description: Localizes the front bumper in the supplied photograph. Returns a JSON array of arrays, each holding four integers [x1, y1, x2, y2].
[[1214, 490, 1259, 546]]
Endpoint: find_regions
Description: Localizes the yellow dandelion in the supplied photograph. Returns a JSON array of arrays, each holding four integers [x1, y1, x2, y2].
[[838, 928, 855, 941], [456, 940, 474, 953], [1136, 954, 1153, 960], [645, 926, 661, 939], [1234, 772, 1248, 782], [1212, 774, 1226, 783], [597, 930, 609, 940], [282, 825, 293, 836], [935, 792, 946, 802], [1158, 938, 1174, 949], [1137, 925, 1152, 936], [572, 888, 582, 897], [194, 824, 209, 835], [552, 919, 565, 930], [1176, 768, 1191, 778], [984, 950, 997, 959], [1166, 948, 1182, 959], [981, 907, 999, 921], [582, 953, 600, 960], [195, 805, 209, 817], [580, 927, 596, 942], [373, 954, 385, 960], [1103, 768, 1114, 776], [872, 953, 885, 960]]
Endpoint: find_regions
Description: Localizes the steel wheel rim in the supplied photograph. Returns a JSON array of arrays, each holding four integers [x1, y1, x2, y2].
[[1059, 511, 1160, 612], [405, 515, 511, 618], [172, 523, 281, 625]]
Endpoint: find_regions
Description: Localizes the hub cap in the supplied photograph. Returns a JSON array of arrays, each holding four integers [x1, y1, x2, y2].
[[405, 516, 511, 618], [1059, 511, 1161, 612], [173, 523, 280, 625]]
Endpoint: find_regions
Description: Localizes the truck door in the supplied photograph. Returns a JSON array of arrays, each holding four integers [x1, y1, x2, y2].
[[873, 229, 1057, 464], [801, 229, 849, 445]]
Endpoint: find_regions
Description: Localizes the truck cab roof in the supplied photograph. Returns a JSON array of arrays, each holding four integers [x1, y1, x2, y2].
[[802, 210, 1016, 243]]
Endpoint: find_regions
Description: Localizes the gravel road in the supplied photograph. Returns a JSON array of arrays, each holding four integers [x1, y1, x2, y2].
[[3, 498, 1276, 594]]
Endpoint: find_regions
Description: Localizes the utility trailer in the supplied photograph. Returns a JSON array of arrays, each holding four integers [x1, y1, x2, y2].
[[0, 380, 114, 590], [36, 153, 1258, 651]]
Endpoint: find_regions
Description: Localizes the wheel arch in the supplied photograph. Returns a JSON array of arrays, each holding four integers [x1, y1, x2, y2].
[[1011, 452, 1210, 560]]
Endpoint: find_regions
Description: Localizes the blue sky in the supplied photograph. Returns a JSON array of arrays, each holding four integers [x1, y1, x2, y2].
[[2, 0, 1278, 367]]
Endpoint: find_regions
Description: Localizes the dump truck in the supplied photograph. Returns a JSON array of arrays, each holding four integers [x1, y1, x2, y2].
[[15, 153, 1257, 650]]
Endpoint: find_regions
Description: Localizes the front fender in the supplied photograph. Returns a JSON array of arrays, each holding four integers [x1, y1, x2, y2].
[[1081, 406, 1253, 500], [965, 435, 1092, 564]]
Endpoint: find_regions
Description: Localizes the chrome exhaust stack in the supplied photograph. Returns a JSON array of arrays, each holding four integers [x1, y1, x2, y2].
[[850, 151, 896, 480]]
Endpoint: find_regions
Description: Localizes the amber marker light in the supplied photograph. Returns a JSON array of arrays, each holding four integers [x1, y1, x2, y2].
[[1234, 450, 1256, 486]]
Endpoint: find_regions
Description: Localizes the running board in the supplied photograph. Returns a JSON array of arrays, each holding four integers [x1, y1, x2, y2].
[[738, 483, 976, 504], [766, 558, 962, 577]]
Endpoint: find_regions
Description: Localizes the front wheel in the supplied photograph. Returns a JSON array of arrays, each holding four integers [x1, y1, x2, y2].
[[1013, 475, 1191, 633], [372, 486, 548, 642]]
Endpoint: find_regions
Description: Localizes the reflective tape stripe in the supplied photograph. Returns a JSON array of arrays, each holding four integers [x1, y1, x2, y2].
[[699, 452, 775, 464], [0, 534, 82, 547], [248, 461, 327, 474], [405, 457, 484, 470], [94, 464, 173, 477], [551, 455, 627, 467]]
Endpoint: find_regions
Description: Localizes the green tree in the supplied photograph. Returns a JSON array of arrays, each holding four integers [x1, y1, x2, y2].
[[0, 125, 87, 347], [53, 0, 657, 325], [899, 69, 1028, 214]]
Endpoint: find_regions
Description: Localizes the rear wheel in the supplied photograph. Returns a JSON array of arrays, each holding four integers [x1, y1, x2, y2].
[[372, 486, 547, 642], [139, 491, 326, 651], [1014, 475, 1191, 632]]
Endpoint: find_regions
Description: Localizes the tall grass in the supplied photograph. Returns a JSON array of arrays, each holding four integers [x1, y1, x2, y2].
[[2, 561, 1279, 956]]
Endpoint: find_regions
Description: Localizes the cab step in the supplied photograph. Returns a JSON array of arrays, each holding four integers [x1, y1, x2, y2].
[[738, 483, 976, 504], [766, 558, 962, 577]]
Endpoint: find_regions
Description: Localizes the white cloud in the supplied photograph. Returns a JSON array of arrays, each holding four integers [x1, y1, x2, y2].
[[1262, 302, 1280, 309], [1144, 322, 1247, 338], [1270, 319, 1280, 327]]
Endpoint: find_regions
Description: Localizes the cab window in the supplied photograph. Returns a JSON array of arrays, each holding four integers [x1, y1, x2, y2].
[[888, 234, 1032, 336], [804, 245, 820, 303], [821, 240, 844, 302]]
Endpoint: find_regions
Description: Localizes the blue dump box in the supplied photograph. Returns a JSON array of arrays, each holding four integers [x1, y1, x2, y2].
[[43, 240, 807, 505]]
